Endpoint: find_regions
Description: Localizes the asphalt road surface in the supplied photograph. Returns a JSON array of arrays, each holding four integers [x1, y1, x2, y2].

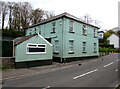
[[2, 53, 120, 88]]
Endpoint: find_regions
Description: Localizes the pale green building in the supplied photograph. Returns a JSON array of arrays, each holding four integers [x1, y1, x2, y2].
[[14, 34, 53, 68], [26, 12, 100, 63]]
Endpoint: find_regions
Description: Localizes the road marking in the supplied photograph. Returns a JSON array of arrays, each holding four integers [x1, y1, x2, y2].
[[116, 60, 119, 62], [104, 62, 113, 68], [115, 69, 118, 71], [42, 86, 51, 89], [73, 69, 98, 79]]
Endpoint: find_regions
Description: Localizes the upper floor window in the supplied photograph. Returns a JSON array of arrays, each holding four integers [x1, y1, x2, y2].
[[38, 26, 41, 34], [69, 20, 74, 33], [34, 28, 37, 34], [26, 43, 46, 54], [94, 29, 98, 38], [51, 21, 56, 33], [29, 32, 31, 35], [39, 31, 41, 34], [82, 25, 87, 36]]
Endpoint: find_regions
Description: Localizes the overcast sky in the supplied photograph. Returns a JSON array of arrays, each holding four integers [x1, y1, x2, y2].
[[3, 0, 120, 30]]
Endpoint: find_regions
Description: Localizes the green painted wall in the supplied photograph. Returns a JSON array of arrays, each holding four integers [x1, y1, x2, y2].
[[62, 18, 99, 58], [26, 18, 64, 58], [26, 17, 99, 60], [15, 35, 53, 62]]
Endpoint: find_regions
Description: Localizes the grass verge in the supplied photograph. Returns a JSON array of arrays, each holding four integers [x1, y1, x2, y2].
[[0, 66, 15, 71]]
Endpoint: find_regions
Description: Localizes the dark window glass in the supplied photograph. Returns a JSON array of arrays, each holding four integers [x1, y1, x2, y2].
[[28, 44, 36, 47], [38, 45, 45, 47], [29, 48, 45, 52]]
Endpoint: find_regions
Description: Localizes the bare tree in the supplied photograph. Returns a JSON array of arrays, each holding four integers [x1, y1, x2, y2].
[[82, 13, 101, 27], [0, 1, 55, 32], [11, 2, 32, 31], [20, 2, 32, 29], [7, 2, 15, 30], [44, 11, 55, 19], [83, 14, 93, 24], [30, 8, 44, 25], [0, 1, 8, 30]]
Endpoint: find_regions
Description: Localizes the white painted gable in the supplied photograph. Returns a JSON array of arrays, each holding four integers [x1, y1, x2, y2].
[[107, 34, 119, 48]]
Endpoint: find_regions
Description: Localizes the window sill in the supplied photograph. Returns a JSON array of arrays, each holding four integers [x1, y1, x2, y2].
[[93, 51, 97, 53], [68, 51, 74, 54], [83, 34, 87, 36], [94, 36, 98, 38], [82, 51, 87, 53], [54, 52, 59, 54], [51, 32, 56, 34], [69, 31, 75, 33], [26, 52, 46, 54]]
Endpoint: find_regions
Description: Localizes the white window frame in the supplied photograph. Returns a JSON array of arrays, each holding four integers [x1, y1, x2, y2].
[[82, 42, 86, 52], [94, 29, 98, 37], [69, 40, 74, 53], [52, 21, 56, 33], [82, 25, 87, 35], [69, 20, 74, 32], [26, 43, 46, 54], [54, 40, 59, 53], [94, 43, 97, 52], [39, 26, 41, 34]]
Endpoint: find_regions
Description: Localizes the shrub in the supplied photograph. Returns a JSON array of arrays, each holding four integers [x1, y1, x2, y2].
[[99, 48, 118, 53]]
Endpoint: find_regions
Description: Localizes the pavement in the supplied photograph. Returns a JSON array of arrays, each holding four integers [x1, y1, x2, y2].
[[2, 56, 103, 81], [2, 53, 119, 88]]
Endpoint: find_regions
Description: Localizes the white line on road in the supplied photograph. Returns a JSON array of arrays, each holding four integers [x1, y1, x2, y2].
[[104, 62, 113, 68], [42, 86, 51, 89], [116, 60, 119, 62], [73, 69, 98, 79]]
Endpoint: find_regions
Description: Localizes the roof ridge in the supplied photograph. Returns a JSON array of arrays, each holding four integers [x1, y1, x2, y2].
[[27, 12, 100, 29]]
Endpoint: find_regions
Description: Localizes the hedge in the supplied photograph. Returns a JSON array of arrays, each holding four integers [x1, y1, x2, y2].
[[99, 48, 118, 52]]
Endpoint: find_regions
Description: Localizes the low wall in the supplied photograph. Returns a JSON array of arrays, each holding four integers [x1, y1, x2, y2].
[[1, 57, 15, 68]]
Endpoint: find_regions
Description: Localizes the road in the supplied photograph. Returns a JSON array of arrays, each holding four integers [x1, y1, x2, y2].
[[2, 53, 120, 88]]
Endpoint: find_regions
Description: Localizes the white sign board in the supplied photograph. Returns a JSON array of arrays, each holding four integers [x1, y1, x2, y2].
[[98, 33, 104, 39]]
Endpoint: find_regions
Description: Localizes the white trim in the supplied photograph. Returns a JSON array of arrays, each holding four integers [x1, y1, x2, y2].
[[26, 43, 46, 54], [82, 25, 87, 35], [69, 40, 74, 52], [69, 51, 74, 53], [69, 20, 74, 32], [82, 41, 86, 52], [38, 33, 53, 46]]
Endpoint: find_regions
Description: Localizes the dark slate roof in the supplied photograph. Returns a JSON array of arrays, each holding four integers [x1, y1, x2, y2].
[[27, 12, 100, 29], [13, 34, 37, 46]]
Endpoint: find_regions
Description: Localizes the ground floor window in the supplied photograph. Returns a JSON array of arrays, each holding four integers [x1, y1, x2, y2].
[[26, 43, 46, 54], [82, 42, 86, 53], [94, 43, 97, 53], [54, 40, 59, 53], [69, 40, 74, 54]]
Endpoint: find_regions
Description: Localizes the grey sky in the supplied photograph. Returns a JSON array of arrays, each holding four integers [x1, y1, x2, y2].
[[3, 0, 119, 30]]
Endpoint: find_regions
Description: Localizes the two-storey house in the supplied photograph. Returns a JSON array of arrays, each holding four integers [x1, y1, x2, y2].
[[26, 12, 100, 63]]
